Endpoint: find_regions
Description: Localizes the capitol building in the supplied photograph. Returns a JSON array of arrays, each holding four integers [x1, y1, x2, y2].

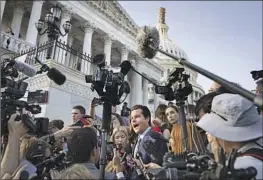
[[1, 1, 204, 124]]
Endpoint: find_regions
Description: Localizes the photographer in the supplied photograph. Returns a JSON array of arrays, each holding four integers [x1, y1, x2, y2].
[[197, 94, 263, 179]]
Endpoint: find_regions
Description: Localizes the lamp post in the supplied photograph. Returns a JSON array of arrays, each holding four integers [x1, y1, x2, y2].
[[35, 4, 72, 59]]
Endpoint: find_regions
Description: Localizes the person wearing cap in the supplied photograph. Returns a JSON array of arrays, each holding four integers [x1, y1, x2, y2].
[[197, 93, 263, 179]]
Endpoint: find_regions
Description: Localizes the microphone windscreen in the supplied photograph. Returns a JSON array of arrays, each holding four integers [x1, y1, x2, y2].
[[120, 60, 132, 76], [14, 61, 37, 77], [136, 26, 160, 59], [47, 68, 66, 85]]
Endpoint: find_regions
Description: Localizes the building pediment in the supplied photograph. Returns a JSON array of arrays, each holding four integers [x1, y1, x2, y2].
[[87, 1, 138, 37]]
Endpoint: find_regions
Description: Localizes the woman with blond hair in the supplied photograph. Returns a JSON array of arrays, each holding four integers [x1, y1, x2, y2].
[[106, 126, 131, 175], [165, 105, 206, 154]]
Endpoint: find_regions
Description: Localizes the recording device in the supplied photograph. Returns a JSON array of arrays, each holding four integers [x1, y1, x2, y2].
[[122, 145, 144, 178], [145, 150, 257, 180], [71, 115, 92, 127], [1, 59, 36, 79], [106, 142, 114, 161], [1, 78, 48, 137], [121, 102, 130, 117], [85, 53, 131, 105], [155, 68, 192, 101], [85, 53, 132, 179], [135, 25, 262, 108], [251, 70, 263, 81], [155, 67, 192, 152], [136, 26, 159, 59]]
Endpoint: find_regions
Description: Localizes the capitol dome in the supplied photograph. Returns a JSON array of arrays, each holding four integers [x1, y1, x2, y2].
[[148, 7, 205, 108], [156, 7, 188, 60]]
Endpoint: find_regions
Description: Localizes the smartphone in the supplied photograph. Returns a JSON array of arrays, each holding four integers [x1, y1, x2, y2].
[[19, 160, 37, 176]]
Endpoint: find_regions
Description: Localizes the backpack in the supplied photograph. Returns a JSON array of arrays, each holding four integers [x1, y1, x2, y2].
[[238, 148, 263, 162]]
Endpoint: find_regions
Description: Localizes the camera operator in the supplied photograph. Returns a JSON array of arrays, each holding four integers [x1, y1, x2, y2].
[[121, 102, 130, 118], [66, 127, 125, 179], [196, 93, 263, 179], [0, 113, 29, 179]]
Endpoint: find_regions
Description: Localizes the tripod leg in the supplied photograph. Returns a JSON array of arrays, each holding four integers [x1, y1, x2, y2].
[[99, 101, 112, 179], [178, 104, 188, 152]]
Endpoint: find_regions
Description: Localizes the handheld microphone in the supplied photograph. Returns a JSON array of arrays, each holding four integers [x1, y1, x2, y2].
[[13, 60, 37, 77], [136, 26, 160, 59], [136, 152, 151, 179]]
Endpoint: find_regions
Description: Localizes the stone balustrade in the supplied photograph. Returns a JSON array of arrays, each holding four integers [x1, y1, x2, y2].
[[1, 32, 34, 54]]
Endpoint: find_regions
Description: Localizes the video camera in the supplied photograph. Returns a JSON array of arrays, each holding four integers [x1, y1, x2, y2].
[[146, 151, 257, 180], [1, 59, 49, 137], [155, 68, 192, 102], [85, 53, 131, 105], [251, 70, 263, 81]]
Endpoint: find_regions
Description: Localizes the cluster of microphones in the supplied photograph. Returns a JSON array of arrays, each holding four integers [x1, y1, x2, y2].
[[10, 59, 66, 85]]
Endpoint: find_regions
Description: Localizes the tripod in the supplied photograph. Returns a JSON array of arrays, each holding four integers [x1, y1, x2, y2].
[[176, 96, 189, 153], [99, 101, 112, 179]]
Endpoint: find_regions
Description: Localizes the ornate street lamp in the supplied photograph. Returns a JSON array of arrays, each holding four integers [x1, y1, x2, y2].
[[35, 4, 71, 41], [35, 4, 72, 59]]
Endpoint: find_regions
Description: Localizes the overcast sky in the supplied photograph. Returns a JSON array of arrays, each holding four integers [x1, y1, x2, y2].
[[119, 1, 262, 92]]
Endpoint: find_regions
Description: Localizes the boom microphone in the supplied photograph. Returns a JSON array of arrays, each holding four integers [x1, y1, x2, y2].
[[135, 25, 262, 108], [47, 68, 66, 85], [13, 60, 37, 77], [136, 26, 160, 59]]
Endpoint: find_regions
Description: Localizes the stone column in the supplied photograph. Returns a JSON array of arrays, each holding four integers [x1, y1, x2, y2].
[[26, 1, 43, 45], [57, 7, 72, 65], [120, 45, 129, 62], [11, 2, 26, 38], [81, 21, 95, 74], [103, 34, 114, 66], [154, 93, 159, 110], [125, 71, 132, 108], [131, 61, 143, 105], [142, 78, 148, 106], [1, 0, 6, 21], [66, 32, 75, 67]]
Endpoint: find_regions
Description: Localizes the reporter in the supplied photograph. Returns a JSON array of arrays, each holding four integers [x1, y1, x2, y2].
[[197, 94, 263, 179]]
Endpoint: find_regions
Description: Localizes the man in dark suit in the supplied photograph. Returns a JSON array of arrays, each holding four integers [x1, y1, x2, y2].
[[67, 127, 125, 179], [130, 105, 168, 165]]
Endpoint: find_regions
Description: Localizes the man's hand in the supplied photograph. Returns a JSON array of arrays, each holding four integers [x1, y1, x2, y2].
[[143, 163, 161, 169], [54, 126, 80, 140], [7, 113, 27, 138]]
